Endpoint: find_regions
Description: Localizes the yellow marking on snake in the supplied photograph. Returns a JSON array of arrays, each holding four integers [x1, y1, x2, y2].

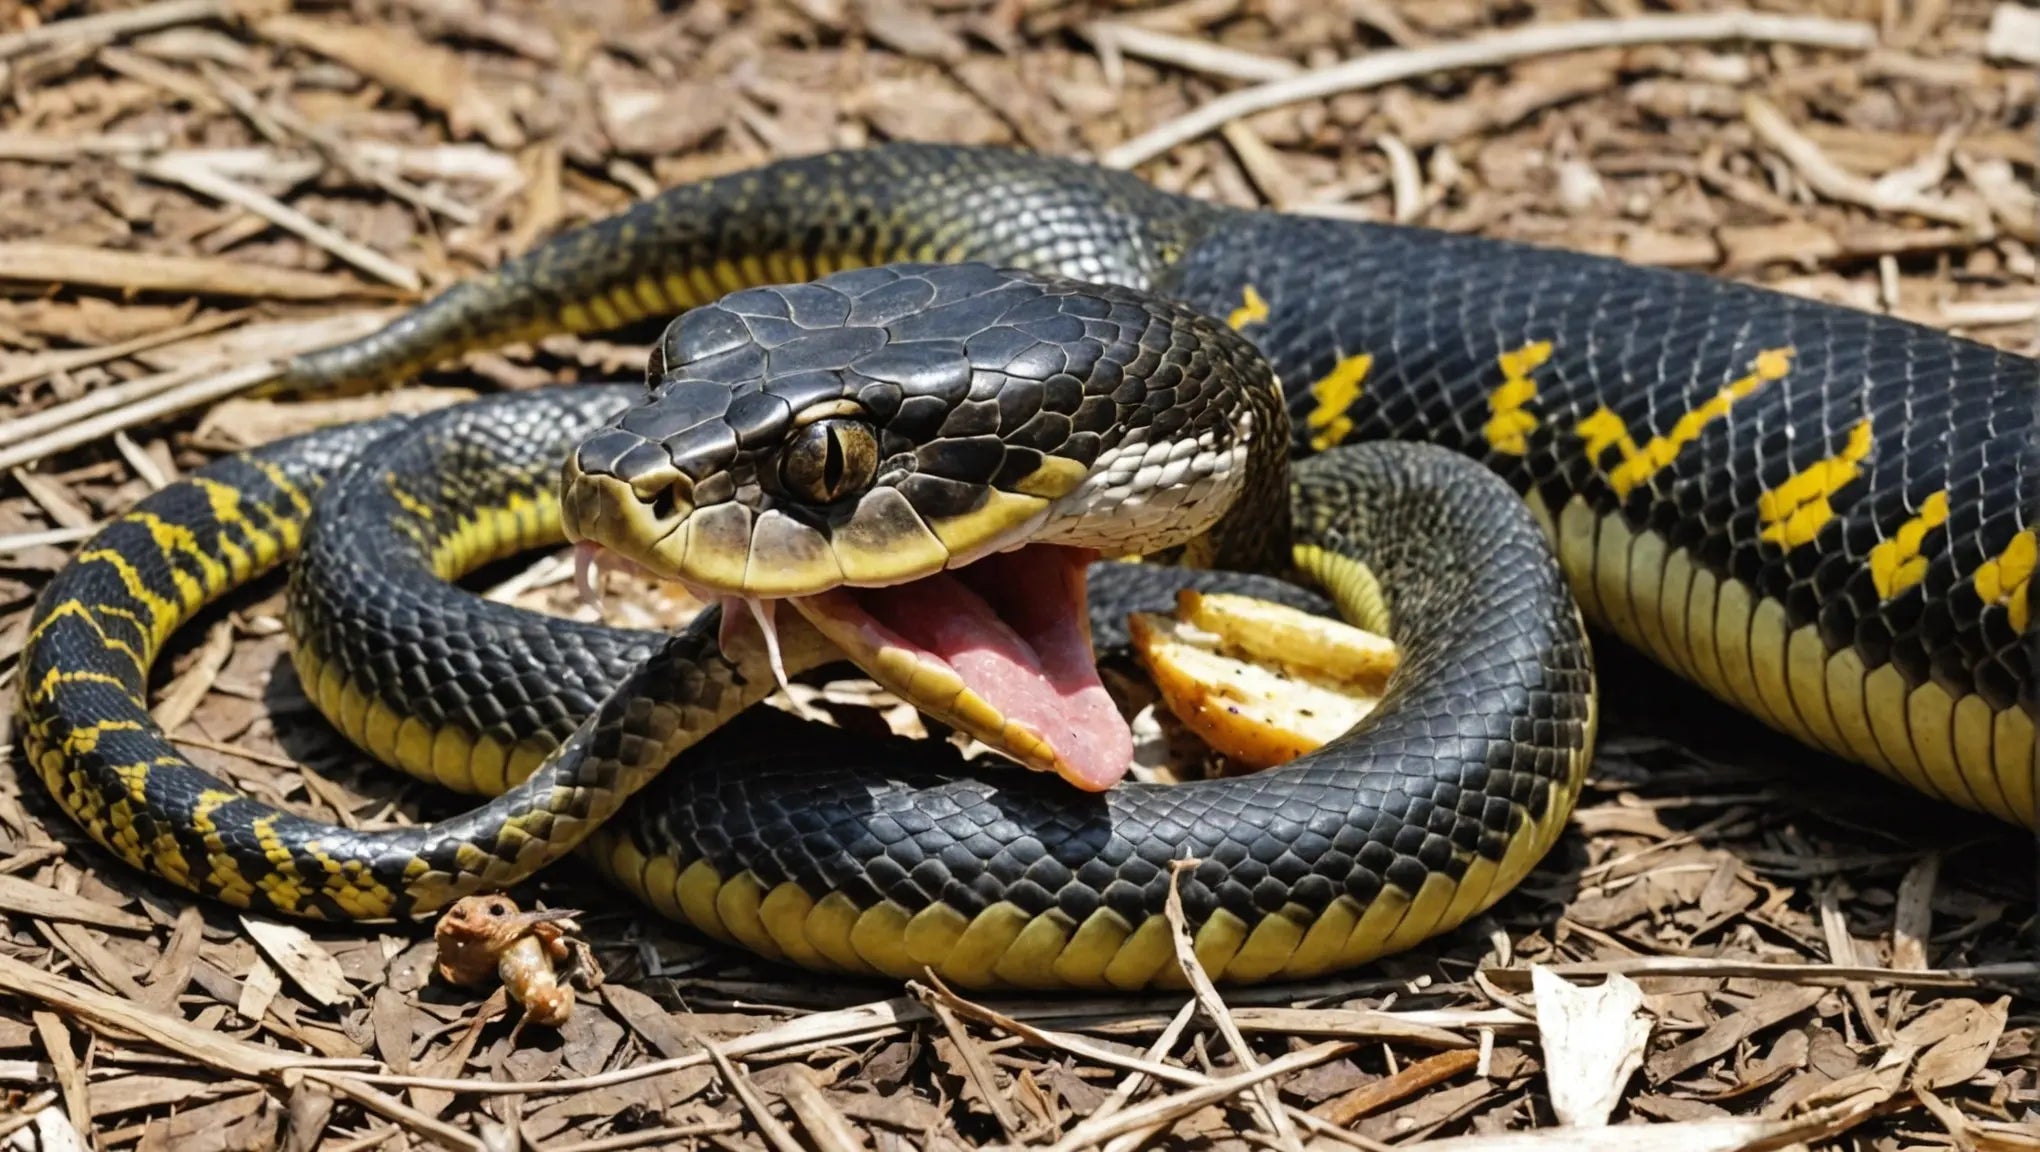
[[1576, 347, 1793, 499], [193, 477, 259, 574], [1784, 623, 1848, 758], [1055, 909, 1132, 987], [758, 882, 833, 972], [24, 601, 147, 674], [32, 667, 130, 707], [189, 789, 255, 906], [715, 871, 786, 963], [1757, 419, 1873, 549], [1304, 352, 1372, 452], [246, 457, 311, 518], [1868, 490, 1949, 600], [1103, 915, 1175, 990], [848, 893, 913, 974], [1227, 285, 1268, 330], [1974, 529, 2034, 632], [58, 718, 144, 759], [1483, 340, 1551, 455], [931, 901, 1029, 987], [995, 912, 1074, 989], [902, 902, 970, 969], [676, 859, 732, 943], [1280, 895, 1360, 978], [1222, 908, 1305, 983], [804, 892, 878, 975]]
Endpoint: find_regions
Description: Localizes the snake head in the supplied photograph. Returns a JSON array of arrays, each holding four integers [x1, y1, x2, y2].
[[561, 263, 1275, 792]]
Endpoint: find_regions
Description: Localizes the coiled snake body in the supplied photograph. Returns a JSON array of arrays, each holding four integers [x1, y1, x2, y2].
[[20, 145, 2034, 989]]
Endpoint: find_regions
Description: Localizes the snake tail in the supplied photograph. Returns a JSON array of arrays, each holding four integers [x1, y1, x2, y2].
[[16, 405, 833, 920]]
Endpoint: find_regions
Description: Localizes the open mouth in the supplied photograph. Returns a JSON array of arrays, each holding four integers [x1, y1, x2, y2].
[[573, 541, 1134, 791]]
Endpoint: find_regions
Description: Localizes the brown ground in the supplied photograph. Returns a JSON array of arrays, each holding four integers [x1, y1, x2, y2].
[[0, 1, 2036, 1150]]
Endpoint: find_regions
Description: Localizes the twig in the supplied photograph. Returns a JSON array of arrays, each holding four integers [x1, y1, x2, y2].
[[313, 1073, 487, 1152], [1103, 12, 1879, 168], [777, 1073, 867, 1152], [696, 1034, 806, 1152], [1094, 999, 1196, 1144], [915, 980, 1392, 1152], [201, 63, 479, 226], [97, 46, 223, 111], [1314, 1049, 1481, 1126], [321, 1128, 400, 1152], [0, 132, 167, 161], [0, 0, 223, 60], [0, 309, 247, 393], [321, 996, 924, 1098], [1220, 121, 1307, 209], [1481, 957, 2040, 990], [0, 954, 367, 1078], [1164, 861, 1302, 1152], [1913, 299, 2040, 328], [1043, 1041, 1356, 1152], [0, 241, 381, 300], [0, 525, 98, 556], [113, 435, 169, 493], [924, 992, 1026, 1139], [542, 1120, 746, 1152], [128, 155, 422, 291], [1743, 95, 1991, 231], [1087, 22, 1300, 83], [0, 362, 281, 474]]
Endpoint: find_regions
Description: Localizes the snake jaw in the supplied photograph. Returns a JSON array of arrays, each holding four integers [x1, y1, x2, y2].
[[785, 544, 1134, 791]]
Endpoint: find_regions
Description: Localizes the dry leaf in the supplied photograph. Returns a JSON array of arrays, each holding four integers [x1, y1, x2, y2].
[[256, 15, 520, 147], [237, 955, 281, 1022], [1902, 997, 2010, 1090], [1532, 967, 1651, 1127], [1648, 985, 1826, 1084], [241, 918, 355, 1007]]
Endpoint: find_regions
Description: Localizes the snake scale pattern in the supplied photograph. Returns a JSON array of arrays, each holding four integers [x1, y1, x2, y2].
[[19, 144, 2034, 989]]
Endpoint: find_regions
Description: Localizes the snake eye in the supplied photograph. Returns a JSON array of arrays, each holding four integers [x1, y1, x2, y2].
[[779, 419, 877, 504], [644, 344, 666, 392]]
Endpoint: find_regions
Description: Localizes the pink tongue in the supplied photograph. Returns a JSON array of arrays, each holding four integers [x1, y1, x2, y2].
[[854, 547, 1132, 790]]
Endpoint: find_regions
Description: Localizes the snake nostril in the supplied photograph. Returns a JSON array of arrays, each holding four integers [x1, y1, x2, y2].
[[649, 487, 679, 522]]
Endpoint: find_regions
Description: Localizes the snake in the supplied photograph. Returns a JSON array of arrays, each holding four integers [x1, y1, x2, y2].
[[17, 144, 2034, 991]]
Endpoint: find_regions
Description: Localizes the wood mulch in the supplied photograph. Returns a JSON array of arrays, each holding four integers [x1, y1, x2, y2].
[[1, 1, 2036, 1149]]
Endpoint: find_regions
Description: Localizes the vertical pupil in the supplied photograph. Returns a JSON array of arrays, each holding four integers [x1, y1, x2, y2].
[[822, 426, 845, 493]]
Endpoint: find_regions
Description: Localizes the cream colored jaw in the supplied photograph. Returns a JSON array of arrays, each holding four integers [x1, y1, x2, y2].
[[576, 431, 1256, 599]]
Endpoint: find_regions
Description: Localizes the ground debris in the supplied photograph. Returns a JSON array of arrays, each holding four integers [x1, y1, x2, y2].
[[0, 0, 2033, 1149]]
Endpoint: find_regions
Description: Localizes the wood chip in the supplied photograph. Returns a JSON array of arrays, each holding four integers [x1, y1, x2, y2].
[[0, 874, 150, 933], [1646, 985, 1827, 1084], [241, 918, 356, 1008], [253, 15, 520, 148], [1983, 3, 2040, 65], [0, 242, 383, 301]]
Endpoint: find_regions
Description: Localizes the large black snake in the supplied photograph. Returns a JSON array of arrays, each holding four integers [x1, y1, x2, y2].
[[18, 144, 2033, 989]]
